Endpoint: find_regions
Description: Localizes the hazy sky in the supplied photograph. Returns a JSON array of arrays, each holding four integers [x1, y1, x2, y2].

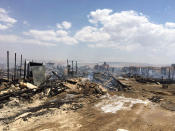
[[0, 0, 175, 64]]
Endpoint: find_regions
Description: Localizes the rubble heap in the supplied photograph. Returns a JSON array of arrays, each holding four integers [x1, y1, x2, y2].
[[0, 76, 107, 126], [63, 78, 107, 96], [93, 72, 130, 91]]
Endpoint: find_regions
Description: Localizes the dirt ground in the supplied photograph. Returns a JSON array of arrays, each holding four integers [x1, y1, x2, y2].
[[1, 78, 175, 131]]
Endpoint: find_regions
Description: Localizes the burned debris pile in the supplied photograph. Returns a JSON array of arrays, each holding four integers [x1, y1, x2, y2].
[[0, 56, 114, 128], [135, 77, 175, 84], [62, 78, 107, 96], [92, 72, 130, 91], [0, 74, 107, 106], [121, 65, 175, 84], [0, 71, 108, 126], [0, 58, 113, 126]]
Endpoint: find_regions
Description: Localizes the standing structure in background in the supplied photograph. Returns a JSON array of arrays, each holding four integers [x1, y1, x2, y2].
[[67, 59, 78, 77], [94, 62, 109, 72]]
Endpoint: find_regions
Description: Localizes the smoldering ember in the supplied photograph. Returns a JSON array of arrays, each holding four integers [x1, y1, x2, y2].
[[0, 51, 175, 131]]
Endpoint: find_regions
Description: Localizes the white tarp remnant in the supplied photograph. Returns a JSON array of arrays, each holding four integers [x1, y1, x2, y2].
[[96, 94, 149, 113], [117, 129, 129, 131]]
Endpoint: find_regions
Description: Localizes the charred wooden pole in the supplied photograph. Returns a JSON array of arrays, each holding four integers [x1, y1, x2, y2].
[[14, 53, 16, 80], [24, 60, 26, 80], [72, 61, 74, 76], [7, 51, 9, 81], [20, 54, 22, 78]]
